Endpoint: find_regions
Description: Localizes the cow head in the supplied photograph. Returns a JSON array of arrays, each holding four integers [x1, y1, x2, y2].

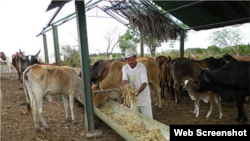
[[0, 52, 7, 61], [20, 50, 40, 72], [195, 66, 212, 92], [222, 54, 237, 64]]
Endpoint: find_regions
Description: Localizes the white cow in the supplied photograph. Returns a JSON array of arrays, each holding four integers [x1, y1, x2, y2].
[[0, 57, 12, 77], [23, 64, 84, 131]]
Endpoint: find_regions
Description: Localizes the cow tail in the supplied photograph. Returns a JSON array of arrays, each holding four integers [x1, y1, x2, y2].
[[23, 67, 32, 114]]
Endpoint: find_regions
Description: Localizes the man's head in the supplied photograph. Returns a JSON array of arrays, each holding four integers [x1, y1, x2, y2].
[[124, 48, 137, 68]]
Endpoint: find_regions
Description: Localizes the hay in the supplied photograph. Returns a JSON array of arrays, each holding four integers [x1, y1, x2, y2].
[[99, 102, 166, 141], [122, 84, 138, 110]]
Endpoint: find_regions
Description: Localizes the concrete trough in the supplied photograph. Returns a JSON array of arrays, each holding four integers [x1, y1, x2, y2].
[[77, 96, 170, 141]]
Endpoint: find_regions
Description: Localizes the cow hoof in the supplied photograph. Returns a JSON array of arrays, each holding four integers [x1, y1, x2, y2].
[[45, 127, 51, 131], [243, 121, 249, 125], [73, 120, 79, 124], [235, 117, 242, 122], [35, 128, 42, 132]]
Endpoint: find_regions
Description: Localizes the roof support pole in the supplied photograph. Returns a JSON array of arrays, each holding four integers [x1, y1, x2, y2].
[[75, 0, 95, 131], [52, 25, 61, 66], [140, 33, 144, 57], [180, 30, 185, 57], [42, 34, 49, 63]]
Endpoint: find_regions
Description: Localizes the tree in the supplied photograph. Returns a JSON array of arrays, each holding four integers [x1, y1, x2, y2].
[[118, 29, 140, 55], [104, 27, 120, 58], [209, 28, 245, 57], [144, 37, 162, 56], [61, 45, 80, 67], [207, 45, 221, 57]]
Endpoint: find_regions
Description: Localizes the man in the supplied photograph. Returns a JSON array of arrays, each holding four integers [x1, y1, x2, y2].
[[122, 48, 153, 118]]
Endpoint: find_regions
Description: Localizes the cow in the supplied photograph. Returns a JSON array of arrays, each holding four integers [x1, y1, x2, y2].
[[0, 52, 12, 75], [184, 79, 223, 119], [236, 56, 250, 62], [81, 58, 125, 84], [92, 57, 162, 108], [156, 55, 171, 69], [12, 50, 41, 82], [0, 52, 7, 61], [195, 61, 249, 124], [160, 58, 172, 98], [23, 64, 84, 131], [156, 56, 172, 98], [39, 60, 65, 66], [170, 54, 236, 103]]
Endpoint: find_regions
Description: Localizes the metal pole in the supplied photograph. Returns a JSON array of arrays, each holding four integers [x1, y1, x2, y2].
[[75, 0, 95, 131], [52, 25, 61, 66], [42, 34, 49, 63], [140, 33, 144, 57], [180, 30, 185, 57]]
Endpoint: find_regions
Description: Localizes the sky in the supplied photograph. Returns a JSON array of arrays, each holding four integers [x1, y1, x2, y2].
[[0, 0, 249, 62]]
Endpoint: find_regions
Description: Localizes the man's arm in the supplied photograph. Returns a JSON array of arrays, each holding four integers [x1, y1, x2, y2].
[[136, 82, 147, 96], [122, 80, 128, 87]]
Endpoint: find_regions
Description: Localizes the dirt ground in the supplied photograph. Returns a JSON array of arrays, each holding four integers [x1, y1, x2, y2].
[[1, 72, 249, 141]]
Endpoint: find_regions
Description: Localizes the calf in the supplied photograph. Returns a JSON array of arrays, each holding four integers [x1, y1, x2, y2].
[[23, 65, 84, 131], [184, 80, 223, 119]]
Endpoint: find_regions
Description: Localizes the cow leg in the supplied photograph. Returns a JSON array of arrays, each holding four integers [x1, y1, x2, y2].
[[215, 96, 223, 119], [195, 100, 200, 117], [160, 75, 165, 98], [62, 95, 69, 120], [169, 77, 175, 100], [37, 99, 50, 130], [237, 94, 248, 123], [69, 94, 77, 124], [151, 83, 162, 108], [206, 98, 215, 119], [173, 83, 180, 103], [30, 97, 40, 131]]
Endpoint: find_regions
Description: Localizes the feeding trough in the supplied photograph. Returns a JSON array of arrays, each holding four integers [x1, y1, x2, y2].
[[77, 94, 170, 141]]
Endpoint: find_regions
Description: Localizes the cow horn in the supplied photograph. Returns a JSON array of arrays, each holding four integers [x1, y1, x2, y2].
[[35, 50, 41, 57], [197, 64, 205, 71]]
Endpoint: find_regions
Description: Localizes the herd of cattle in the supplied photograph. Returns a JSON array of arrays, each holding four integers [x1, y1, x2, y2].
[[1, 50, 250, 131]]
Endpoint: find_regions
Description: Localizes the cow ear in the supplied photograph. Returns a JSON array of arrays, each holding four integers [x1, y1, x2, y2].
[[203, 74, 212, 84], [35, 50, 41, 58]]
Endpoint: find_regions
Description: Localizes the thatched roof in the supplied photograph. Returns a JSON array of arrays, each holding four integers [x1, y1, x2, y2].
[[102, 0, 184, 42]]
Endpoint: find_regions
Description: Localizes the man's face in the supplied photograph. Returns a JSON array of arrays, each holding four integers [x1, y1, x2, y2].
[[125, 56, 137, 68]]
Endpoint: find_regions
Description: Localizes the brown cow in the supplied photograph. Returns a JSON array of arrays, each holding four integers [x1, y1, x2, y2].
[[92, 57, 162, 108], [40, 60, 65, 66], [89, 58, 125, 84], [160, 59, 172, 98], [235, 56, 250, 62], [12, 50, 25, 81]]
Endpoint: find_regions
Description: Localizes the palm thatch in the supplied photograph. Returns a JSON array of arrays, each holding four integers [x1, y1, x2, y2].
[[102, 0, 183, 42]]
